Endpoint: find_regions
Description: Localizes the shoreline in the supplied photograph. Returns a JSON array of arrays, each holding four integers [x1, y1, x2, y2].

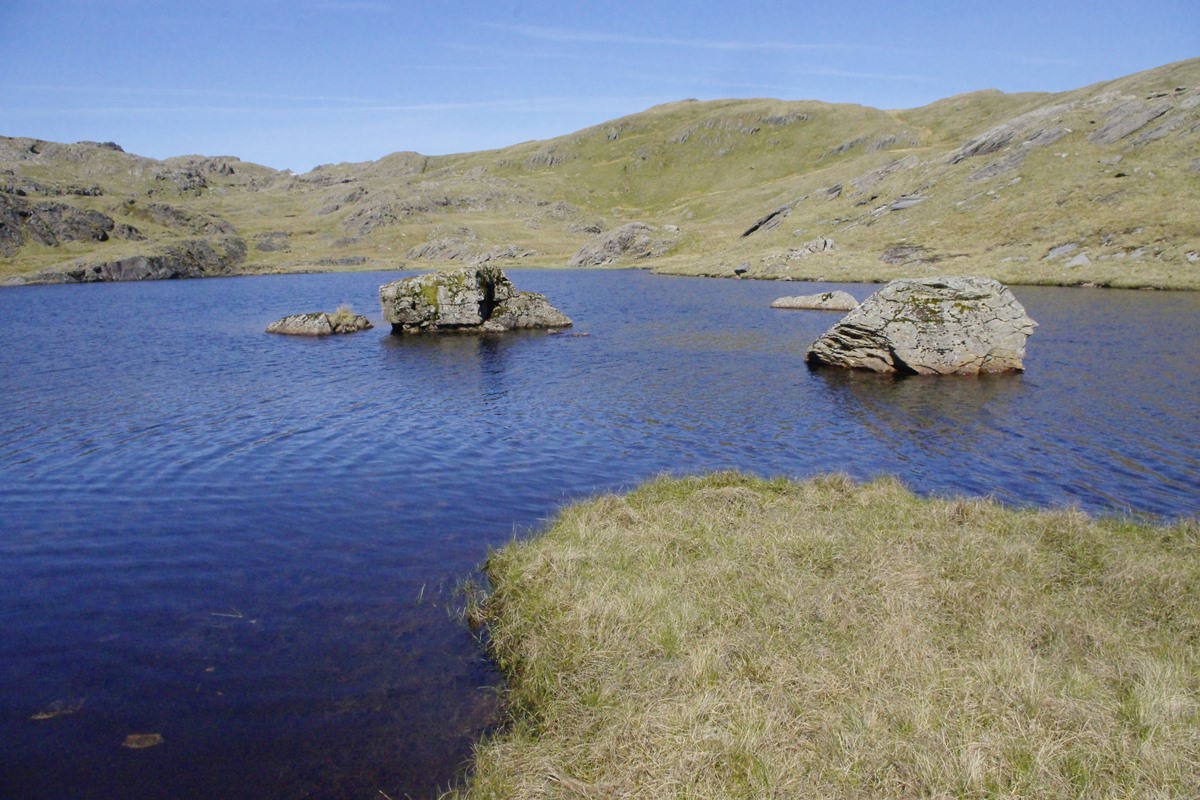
[[446, 472, 1200, 798], [5, 259, 1199, 291]]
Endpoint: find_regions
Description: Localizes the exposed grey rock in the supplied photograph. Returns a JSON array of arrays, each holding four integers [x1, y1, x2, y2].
[[151, 168, 207, 196], [1066, 253, 1092, 268], [568, 222, 676, 266], [1088, 99, 1173, 145], [867, 134, 919, 152], [266, 310, 373, 336], [405, 237, 476, 261], [1043, 242, 1080, 260], [969, 150, 1028, 182], [379, 266, 571, 335], [888, 195, 925, 211], [785, 237, 835, 260], [806, 276, 1036, 375], [849, 155, 920, 194], [14, 236, 247, 284], [0, 193, 115, 254], [128, 202, 236, 236], [950, 103, 1075, 163], [770, 290, 858, 311], [405, 237, 534, 264], [742, 205, 792, 237]]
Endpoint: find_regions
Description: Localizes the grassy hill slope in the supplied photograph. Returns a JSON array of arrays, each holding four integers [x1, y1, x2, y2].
[[3, 57, 1198, 288]]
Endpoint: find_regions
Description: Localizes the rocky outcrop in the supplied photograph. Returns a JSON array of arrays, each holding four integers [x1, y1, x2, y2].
[[949, 103, 1074, 163], [0, 193, 120, 255], [10, 236, 248, 284], [771, 290, 858, 311], [806, 276, 1036, 375], [1088, 98, 1174, 145], [742, 206, 792, 237], [379, 266, 571, 334], [786, 237, 836, 259], [568, 222, 676, 267], [266, 308, 373, 336], [405, 237, 535, 264]]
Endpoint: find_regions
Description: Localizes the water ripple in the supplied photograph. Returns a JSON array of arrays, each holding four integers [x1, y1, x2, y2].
[[0, 270, 1197, 799]]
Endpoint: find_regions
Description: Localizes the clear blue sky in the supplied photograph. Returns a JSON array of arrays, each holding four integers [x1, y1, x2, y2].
[[1, 1, 1195, 173]]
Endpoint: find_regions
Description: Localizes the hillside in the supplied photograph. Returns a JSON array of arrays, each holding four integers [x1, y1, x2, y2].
[[2, 58, 1198, 288]]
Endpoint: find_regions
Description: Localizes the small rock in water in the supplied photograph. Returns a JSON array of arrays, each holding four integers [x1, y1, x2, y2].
[[770, 290, 857, 311], [30, 699, 84, 721], [122, 733, 164, 749], [266, 308, 373, 336]]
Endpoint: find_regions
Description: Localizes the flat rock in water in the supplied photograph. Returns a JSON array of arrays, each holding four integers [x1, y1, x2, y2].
[[805, 276, 1036, 375], [379, 266, 571, 335], [266, 311, 373, 336], [770, 290, 858, 311], [122, 733, 164, 749]]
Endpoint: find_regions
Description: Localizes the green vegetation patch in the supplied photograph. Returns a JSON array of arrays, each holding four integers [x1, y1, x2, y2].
[[454, 472, 1200, 798]]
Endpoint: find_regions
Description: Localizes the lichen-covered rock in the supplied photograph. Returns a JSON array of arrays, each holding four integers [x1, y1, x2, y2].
[[805, 276, 1036, 374], [378, 266, 571, 335], [770, 290, 858, 311], [266, 309, 373, 336], [483, 290, 573, 331]]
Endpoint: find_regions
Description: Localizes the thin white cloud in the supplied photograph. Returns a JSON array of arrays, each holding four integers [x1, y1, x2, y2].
[[4, 95, 660, 117], [790, 66, 934, 82], [308, 2, 391, 11], [4, 84, 379, 105], [481, 22, 858, 53]]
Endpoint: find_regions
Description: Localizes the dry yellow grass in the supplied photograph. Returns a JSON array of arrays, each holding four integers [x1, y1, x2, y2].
[[450, 473, 1200, 799]]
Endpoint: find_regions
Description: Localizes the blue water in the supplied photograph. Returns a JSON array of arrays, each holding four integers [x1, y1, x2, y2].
[[1, 269, 1197, 798]]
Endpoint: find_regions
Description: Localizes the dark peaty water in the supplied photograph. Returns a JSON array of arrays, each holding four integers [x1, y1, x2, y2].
[[1, 270, 1197, 798]]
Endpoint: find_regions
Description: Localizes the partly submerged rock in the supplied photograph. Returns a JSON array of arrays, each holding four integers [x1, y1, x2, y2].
[[805, 276, 1036, 375], [771, 290, 858, 311], [266, 309, 373, 336], [378, 266, 571, 335], [122, 733, 164, 750]]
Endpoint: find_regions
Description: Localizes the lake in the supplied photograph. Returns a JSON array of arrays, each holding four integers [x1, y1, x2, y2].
[[1, 269, 1197, 798]]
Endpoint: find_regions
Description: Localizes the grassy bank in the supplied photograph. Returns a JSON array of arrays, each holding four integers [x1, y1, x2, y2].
[[451, 473, 1199, 798]]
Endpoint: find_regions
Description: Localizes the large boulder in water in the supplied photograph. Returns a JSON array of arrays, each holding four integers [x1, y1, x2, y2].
[[378, 266, 571, 335], [805, 276, 1036, 374]]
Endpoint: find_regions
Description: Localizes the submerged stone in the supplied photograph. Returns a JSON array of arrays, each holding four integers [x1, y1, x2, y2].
[[378, 266, 571, 335], [805, 276, 1036, 375]]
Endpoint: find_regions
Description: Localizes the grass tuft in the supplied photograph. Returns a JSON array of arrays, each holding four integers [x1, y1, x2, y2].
[[447, 472, 1200, 798]]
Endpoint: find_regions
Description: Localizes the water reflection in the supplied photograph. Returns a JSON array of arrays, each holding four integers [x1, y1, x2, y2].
[[816, 369, 1025, 455]]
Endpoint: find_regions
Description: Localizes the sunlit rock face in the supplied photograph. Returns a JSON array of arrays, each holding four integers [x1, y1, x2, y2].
[[805, 276, 1037, 375], [379, 266, 571, 335]]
